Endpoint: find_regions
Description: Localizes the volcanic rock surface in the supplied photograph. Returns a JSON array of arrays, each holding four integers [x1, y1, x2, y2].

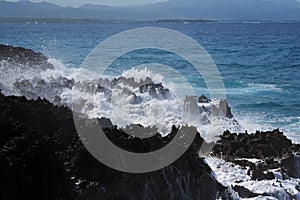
[[0, 44, 54, 70], [1, 44, 299, 200], [0, 92, 230, 200], [213, 129, 300, 180]]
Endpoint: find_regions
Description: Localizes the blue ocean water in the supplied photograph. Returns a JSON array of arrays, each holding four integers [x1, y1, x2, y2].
[[1, 21, 300, 142]]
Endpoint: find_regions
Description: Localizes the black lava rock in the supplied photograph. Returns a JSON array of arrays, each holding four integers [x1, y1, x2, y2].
[[213, 129, 300, 179], [0, 44, 54, 70], [0, 92, 230, 200]]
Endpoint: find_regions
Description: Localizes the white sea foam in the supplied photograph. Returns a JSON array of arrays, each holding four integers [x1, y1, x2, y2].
[[225, 83, 283, 96], [206, 156, 300, 200], [122, 67, 164, 84], [233, 112, 300, 144], [0, 58, 299, 143]]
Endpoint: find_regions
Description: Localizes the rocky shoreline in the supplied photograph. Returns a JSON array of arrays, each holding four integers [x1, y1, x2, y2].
[[1, 92, 299, 199], [0, 92, 230, 200], [1, 44, 299, 199], [210, 130, 300, 199], [213, 129, 300, 180]]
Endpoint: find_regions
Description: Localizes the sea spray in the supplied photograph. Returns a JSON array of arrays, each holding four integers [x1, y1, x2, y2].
[[0, 56, 240, 140]]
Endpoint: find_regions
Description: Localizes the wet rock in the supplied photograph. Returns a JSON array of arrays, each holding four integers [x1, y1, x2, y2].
[[219, 100, 233, 118], [139, 82, 170, 99], [184, 95, 200, 116], [213, 129, 293, 159], [185, 96, 233, 119], [213, 129, 299, 179], [0, 44, 54, 70], [98, 117, 113, 129], [96, 85, 112, 100], [0, 92, 230, 200], [13, 79, 36, 99], [12, 74, 74, 104], [281, 154, 300, 178], [232, 185, 262, 198], [250, 166, 275, 181], [231, 159, 255, 169], [74, 130, 229, 200], [198, 95, 210, 103]]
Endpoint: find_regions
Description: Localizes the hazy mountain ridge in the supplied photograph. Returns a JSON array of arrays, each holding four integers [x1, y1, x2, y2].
[[0, 0, 300, 20]]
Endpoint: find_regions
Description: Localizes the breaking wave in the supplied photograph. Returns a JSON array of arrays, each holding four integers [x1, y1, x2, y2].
[[0, 57, 243, 141]]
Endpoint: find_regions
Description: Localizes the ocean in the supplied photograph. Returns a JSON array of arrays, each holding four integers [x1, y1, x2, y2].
[[1, 21, 299, 143]]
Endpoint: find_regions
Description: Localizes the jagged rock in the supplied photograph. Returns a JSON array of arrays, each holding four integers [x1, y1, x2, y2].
[[184, 96, 233, 119], [0, 44, 54, 70], [231, 159, 256, 169], [13, 79, 36, 99], [212, 100, 233, 118], [213, 129, 300, 179], [184, 95, 200, 116], [12, 75, 75, 104], [232, 185, 262, 198], [198, 95, 210, 103], [112, 76, 154, 89], [0, 92, 230, 200], [139, 82, 170, 99], [98, 117, 114, 129], [0, 45, 76, 103], [113, 77, 137, 88], [0, 93, 76, 199], [74, 131, 229, 200], [213, 129, 293, 159], [281, 154, 300, 178], [96, 84, 111, 93], [250, 166, 275, 181]]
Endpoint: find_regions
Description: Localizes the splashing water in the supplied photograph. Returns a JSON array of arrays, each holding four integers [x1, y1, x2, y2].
[[0, 58, 242, 141]]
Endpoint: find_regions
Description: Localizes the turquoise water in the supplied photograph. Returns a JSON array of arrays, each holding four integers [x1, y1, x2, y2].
[[1, 21, 300, 142]]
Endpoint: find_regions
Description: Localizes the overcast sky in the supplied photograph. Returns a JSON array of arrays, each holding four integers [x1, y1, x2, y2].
[[6, 0, 300, 7], [6, 0, 169, 7]]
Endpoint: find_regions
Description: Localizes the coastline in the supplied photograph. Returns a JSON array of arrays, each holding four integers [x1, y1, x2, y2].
[[0, 43, 299, 199], [0, 91, 299, 199]]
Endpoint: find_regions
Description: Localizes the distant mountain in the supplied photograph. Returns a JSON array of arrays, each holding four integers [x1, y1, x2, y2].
[[161, 0, 300, 20], [0, 0, 300, 20]]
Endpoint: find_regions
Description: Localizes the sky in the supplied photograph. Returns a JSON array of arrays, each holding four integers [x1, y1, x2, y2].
[[6, 0, 169, 7], [5, 0, 300, 7]]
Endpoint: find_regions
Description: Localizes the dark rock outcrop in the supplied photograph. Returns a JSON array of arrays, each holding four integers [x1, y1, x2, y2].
[[0, 44, 54, 70], [232, 185, 267, 198], [184, 96, 233, 119], [139, 82, 171, 99], [198, 95, 211, 103], [0, 92, 230, 200], [0, 44, 63, 101], [213, 129, 294, 159], [213, 129, 300, 179], [219, 100, 233, 119], [12, 76, 74, 101]]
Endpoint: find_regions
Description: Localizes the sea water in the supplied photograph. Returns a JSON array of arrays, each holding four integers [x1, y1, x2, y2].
[[1, 21, 299, 143]]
